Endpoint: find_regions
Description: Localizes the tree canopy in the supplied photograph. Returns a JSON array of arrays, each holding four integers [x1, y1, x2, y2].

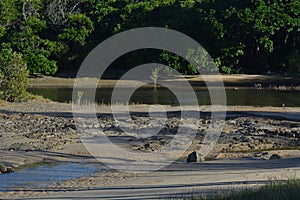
[[0, 0, 299, 75]]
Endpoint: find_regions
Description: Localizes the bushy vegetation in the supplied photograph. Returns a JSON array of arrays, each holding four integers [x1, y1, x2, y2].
[[185, 179, 300, 200], [0, 0, 299, 75], [0, 47, 28, 101]]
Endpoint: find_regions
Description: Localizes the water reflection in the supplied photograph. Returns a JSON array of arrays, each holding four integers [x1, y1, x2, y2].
[[28, 87, 300, 107]]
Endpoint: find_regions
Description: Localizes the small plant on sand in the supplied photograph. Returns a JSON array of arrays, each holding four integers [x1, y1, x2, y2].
[[150, 66, 161, 90], [76, 90, 84, 105], [0, 48, 29, 101]]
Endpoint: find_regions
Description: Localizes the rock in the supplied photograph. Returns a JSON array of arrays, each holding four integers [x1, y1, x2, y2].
[[254, 152, 281, 160], [187, 152, 198, 162], [143, 142, 161, 151], [254, 152, 271, 160], [0, 165, 14, 174], [254, 152, 263, 157], [187, 151, 205, 163], [5, 167, 14, 173], [269, 154, 281, 160], [0, 165, 5, 173], [228, 120, 236, 125], [261, 152, 272, 160]]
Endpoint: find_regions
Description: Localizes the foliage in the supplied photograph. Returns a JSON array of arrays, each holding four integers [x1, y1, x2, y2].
[[58, 13, 94, 45], [9, 16, 59, 75], [0, 0, 299, 75], [0, 47, 28, 101], [0, 0, 94, 75], [160, 52, 189, 74], [187, 179, 300, 200], [150, 66, 161, 89], [186, 48, 218, 73], [76, 90, 84, 105]]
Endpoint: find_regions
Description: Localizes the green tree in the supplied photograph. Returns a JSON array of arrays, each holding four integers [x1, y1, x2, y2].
[[0, 47, 28, 101], [0, 0, 20, 38], [0, 0, 299, 75]]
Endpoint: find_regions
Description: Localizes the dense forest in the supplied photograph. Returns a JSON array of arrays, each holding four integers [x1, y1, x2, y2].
[[0, 0, 299, 76]]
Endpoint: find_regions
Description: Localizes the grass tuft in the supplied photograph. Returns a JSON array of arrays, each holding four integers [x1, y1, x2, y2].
[[169, 179, 300, 200]]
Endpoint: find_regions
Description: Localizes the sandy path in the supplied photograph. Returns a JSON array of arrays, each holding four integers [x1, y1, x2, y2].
[[12, 157, 300, 199]]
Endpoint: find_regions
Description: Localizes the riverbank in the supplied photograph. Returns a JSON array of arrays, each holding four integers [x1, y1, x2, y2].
[[1, 99, 299, 166], [28, 74, 300, 90], [0, 99, 299, 198]]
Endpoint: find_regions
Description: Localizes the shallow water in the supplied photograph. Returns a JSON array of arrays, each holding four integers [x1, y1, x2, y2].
[[28, 87, 300, 107], [0, 162, 98, 191]]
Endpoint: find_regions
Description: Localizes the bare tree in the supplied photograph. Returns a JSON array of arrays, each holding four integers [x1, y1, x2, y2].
[[22, 0, 40, 21], [46, 0, 80, 26]]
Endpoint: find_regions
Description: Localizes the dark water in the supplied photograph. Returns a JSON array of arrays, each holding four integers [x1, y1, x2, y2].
[[0, 162, 98, 191], [28, 87, 300, 107]]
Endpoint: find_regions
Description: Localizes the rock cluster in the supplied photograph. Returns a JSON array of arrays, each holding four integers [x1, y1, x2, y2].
[[219, 117, 300, 153], [0, 111, 298, 163], [0, 165, 14, 174], [0, 113, 78, 151], [254, 152, 281, 160]]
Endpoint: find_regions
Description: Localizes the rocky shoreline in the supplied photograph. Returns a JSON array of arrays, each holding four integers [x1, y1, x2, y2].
[[0, 99, 299, 200], [0, 100, 299, 174]]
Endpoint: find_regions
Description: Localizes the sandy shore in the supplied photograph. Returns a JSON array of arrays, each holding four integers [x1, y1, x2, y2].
[[3, 155, 300, 199], [0, 99, 299, 199], [0, 74, 295, 199], [28, 74, 300, 89]]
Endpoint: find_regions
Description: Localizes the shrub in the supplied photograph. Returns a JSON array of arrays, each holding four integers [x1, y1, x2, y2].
[[0, 48, 29, 101]]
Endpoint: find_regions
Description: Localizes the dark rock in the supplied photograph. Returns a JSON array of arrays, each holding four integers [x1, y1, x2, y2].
[[187, 152, 198, 162], [187, 151, 205, 163], [143, 142, 160, 151], [254, 152, 271, 160], [269, 154, 281, 160], [262, 152, 269, 156], [0, 165, 14, 174], [5, 167, 14, 173], [261, 152, 271, 160], [0, 165, 5, 173]]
